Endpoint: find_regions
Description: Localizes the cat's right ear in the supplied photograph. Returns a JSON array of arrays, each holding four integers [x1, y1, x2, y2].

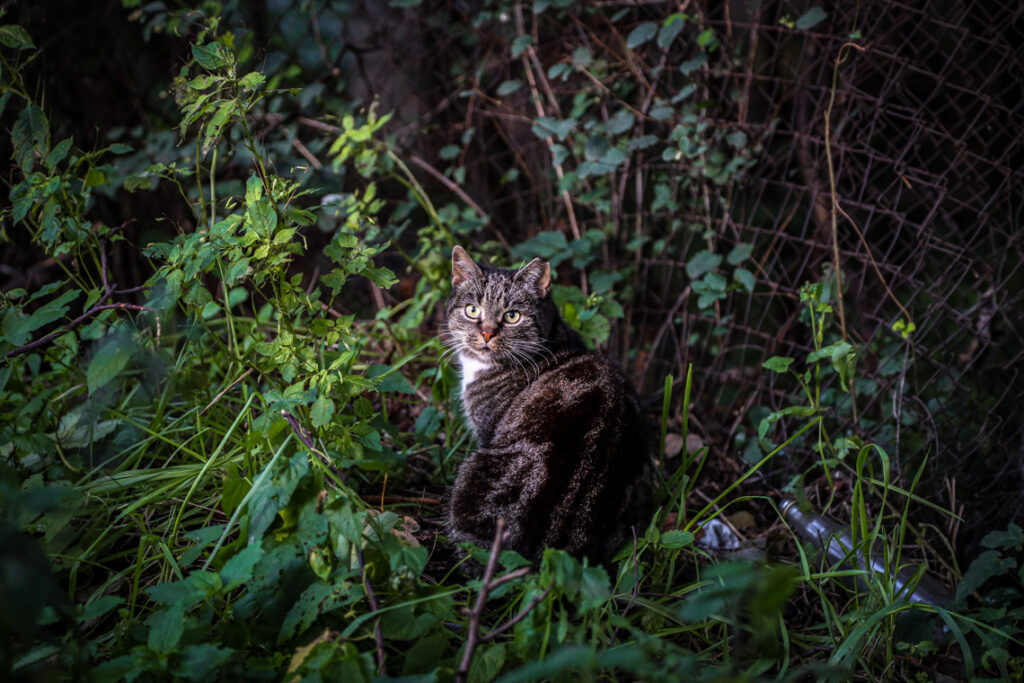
[[451, 246, 483, 288]]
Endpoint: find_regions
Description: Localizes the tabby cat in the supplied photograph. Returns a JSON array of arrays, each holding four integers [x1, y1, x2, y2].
[[444, 246, 653, 563]]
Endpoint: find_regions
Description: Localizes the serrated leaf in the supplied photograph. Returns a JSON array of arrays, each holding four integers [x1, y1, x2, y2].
[[762, 356, 795, 373], [981, 523, 1023, 551], [626, 22, 657, 49], [795, 7, 828, 30], [0, 25, 35, 50], [220, 542, 263, 591], [87, 337, 132, 395], [311, 396, 335, 428], [45, 138, 73, 171], [13, 104, 48, 174], [192, 43, 227, 70], [239, 71, 266, 90], [366, 364, 415, 394], [147, 603, 186, 654]]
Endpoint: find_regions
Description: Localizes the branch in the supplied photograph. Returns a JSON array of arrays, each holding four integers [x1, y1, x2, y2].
[[408, 155, 488, 221], [356, 547, 387, 677], [4, 300, 160, 359], [482, 586, 552, 642], [280, 410, 346, 481]]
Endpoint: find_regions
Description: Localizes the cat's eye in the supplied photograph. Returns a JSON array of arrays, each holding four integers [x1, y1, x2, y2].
[[503, 310, 522, 324], [464, 304, 481, 319]]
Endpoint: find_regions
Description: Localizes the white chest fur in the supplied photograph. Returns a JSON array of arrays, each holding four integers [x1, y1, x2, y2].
[[459, 353, 492, 398]]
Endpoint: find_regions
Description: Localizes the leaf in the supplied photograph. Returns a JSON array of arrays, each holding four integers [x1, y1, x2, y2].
[[87, 336, 133, 394], [147, 602, 186, 654], [571, 46, 592, 67], [511, 34, 533, 58], [45, 138, 73, 171], [192, 43, 228, 70], [366, 364, 416, 393], [247, 197, 277, 238], [179, 644, 234, 682], [685, 249, 722, 278], [727, 242, 753, 265], [238, 71, 266, 90], [311, 396, 335, 428], [584, 134, 610, 161], [626, 22, 657, 49], [661, 529, 695, 548], [734, 267, 755, 293], [679, 53, 708, 76], [762, 356, 795, 373], [0, 25, 35, 50], [531, 116, 576, 141], [956, 549, 1016, 604], [981, 523, 1023, 551], [795, 7, 828, 30], [220, 542, 263, 591], [496, 80, 523, 96], [79, 595, 124, 623], [13, 104, 49, 173], [657, 14, 685, 48], [247, 453, 309, 543], [439, 144, 461, 160]]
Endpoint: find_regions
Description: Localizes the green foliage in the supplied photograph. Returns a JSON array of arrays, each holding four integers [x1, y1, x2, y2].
[[0, 5, 1019, 682]]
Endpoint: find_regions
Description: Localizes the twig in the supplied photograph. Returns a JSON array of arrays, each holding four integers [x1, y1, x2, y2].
[[457, 518, 507, 682], [482, 586, 553, 642], [280, 410, 346, 481], [291, 137, 322, 170], [4, 300, 160, 359], [361, 494, 443, 507], [408, 155, 488, 221], [200, 368, 255, 416], [356, 547, 387, 677], [823, 41, 868, 343]]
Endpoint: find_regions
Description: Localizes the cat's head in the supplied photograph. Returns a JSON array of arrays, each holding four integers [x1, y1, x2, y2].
[[444, 246, 556, 367]]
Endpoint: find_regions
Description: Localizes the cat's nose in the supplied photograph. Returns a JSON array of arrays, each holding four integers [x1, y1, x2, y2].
[[481, 330, 495, 343]]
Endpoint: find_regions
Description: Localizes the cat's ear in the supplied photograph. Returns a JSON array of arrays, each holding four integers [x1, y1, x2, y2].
[[451, 246, 483, 287], [516, 258, 551, 297]]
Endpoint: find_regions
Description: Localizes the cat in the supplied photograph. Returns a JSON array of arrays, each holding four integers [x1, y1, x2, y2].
[[444, 245, 653, 564]]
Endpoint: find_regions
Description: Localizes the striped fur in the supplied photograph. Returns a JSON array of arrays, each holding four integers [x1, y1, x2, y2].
[[444, 247, 653, 563]]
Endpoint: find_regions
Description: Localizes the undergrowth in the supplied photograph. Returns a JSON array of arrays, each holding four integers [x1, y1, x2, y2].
[[1, 6, 1022, 682]]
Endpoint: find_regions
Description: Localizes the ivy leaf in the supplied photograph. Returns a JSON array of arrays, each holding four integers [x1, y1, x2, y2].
[[762, 356, 795, 373], [795, 7, 828, 30], [626, 22, 657, 49]]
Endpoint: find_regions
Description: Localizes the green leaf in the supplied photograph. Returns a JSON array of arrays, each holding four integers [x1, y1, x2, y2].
[[734, 267, 755, 293], [0, 25, 35, 50], [981, 523, 1023, 551], [660, 529, 694, 548], [311, 396, 335, 427], [657, 14, 685, 48], [532, 116, 576, 141], [247, 197, 277, 238], [247, 453, 309, 543], [956, 549, 1016, 604], [680, 53, 707, 76], [13, 104, 49, 173], [87, 336, 133, 394], [685, 249, 722, 278], [727, 242, 753, 265], [762, 356, 794, 373], [584, 134, 610, 161], [439, 144, 461, 160], [571, 46, 592, 67], [45, 138, 73, 171], [179, 644, 234, 682], [192, 43, 228, 70], [496, 80, 523, 96], [147, 602, 186, 654], [79, 595, 124, 622], [366, 364, 415, 394], [511, 34, 533, 58], [220, 543, 263, 591], [795, 7, 828, 30], [239, 71, 266, 90], [626, 22, 657, 49]]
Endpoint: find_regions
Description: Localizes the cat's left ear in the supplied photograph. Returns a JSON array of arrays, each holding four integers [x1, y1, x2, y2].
[[452, 245, 483, 287], [516, 258, 551, 297]]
